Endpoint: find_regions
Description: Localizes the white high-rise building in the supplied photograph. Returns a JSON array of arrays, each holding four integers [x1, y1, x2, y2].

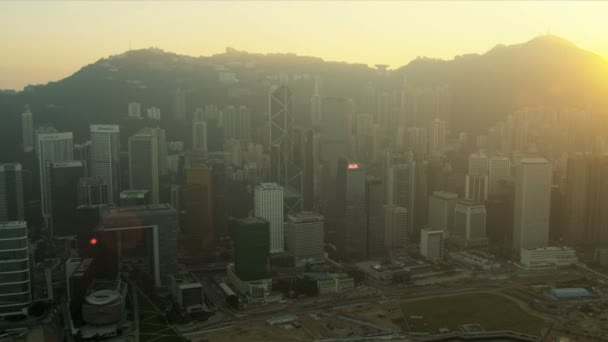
[[37, 132, 74, 220], [0, 221, 31, 317], [90, 125, 120, 205], [453, 199, 487, 247], [128, 134, 159, 204], [488, 156, 511, 195], [420, 228, 444, 261], [192, 121, 208, 155], [384, 205, 408, 248], [466, 153, 490, 202], [128, 102, 142, 119], [429, 118, 447, 157], [468, 153, 489, 175], [254, 183, 284, 254], [21, 108, 34, 152], [513, 158, 552, 254], [146, 107, 161, 121]]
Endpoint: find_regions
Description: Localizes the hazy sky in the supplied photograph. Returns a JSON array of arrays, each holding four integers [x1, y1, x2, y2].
[[2, 1, 608, 90]]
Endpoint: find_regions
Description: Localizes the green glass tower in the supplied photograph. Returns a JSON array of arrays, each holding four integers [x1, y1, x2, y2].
[[233, 217, 270, 281]]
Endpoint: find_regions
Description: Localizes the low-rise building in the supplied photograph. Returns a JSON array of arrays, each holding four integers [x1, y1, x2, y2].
[[520, 247, 578, 270], [168, 272, 205, 313], [355, 260, 431, 284], [302, 272, 354, 295], [227, 264, 282, 304], [448, 251, 501, 271], [420, 228, 444, 261]]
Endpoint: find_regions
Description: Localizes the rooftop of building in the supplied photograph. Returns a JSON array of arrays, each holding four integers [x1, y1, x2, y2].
[[237, 216, 269, 225], [288, 211, 324, 222], [0, 163, 22, 171], [549, 287, 592, 297], [523, 246, 575, 252], [432, 190, 458, 199], [255, 182, 282, 190], [520, 157, 548, 164], [120, 190, 150, 198], [0, 221, 27, 229], [170, 272, 200, 285]]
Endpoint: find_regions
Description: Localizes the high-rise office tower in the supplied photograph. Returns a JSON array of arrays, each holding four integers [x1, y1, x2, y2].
[[453, 199, 487, 247], [420, 228, 444, 261], [0, 163, 24, 222], [128, 102, 142, 119], [233, 217, 270, 281], [310, 77, 322, 130], [465, 153, 489, 202], [223, 106, 252, 143], [38, 132, 74, 221], [335, 159, 367, 260], [427, 191, 458, 235], [21, 107, 34, 152], [320, 97, 352, 176], [73, 141, 92, 177], [128, 134, 159, 204], [141, 127, 168, 176], [355, 114, 374, 162], [78, 177, 109, 205], [384, 205, 408, 249], [287, 212, 325, 266], [563, 154, 589, 246], [406, 126, 429, 159], [0, 221, 31, 317], [488, 156, 511, 195], [269, 85, 302, 213], [254, 183, 284, 254], [429, 118, 447, 157], [192, 121, 208, 155], [386, 154, 416, 234], [172, 88, 187, 121], [50, 161, 84, 237], [183, 166, 214, 256], [90, 125, 120, 205], [513, 158, 552, 253], [366, 177, 385, 258]]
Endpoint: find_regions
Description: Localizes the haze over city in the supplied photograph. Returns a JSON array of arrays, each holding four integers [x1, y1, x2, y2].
[[2, 1, 608, 90], [2, 1, 608, 341]]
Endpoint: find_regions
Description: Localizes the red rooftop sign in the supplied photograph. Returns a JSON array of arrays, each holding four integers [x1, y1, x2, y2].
[[347, 163, 360, 170]]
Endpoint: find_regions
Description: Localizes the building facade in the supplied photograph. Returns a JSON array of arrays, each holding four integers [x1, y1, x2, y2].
[[254, 183, 284, 254]]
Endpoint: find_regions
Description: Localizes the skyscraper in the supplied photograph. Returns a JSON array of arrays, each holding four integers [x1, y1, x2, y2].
[[269, 85, 302, 213], [233, 217, 270, 281], [192, 121, 208, 155], [172, 88, 187, 121], [184, 166, 214, 256], [90, 125, 120, 205], [429, 118, 447, 157], [223, 105, 252, 143], [384, 205, 408, 249], [129, 134, 159, 204], [466, 153, 490, 202], [78, 177, 109, 205], [513, 158, 552, 253], [366, 176, 385, 258], [21, 107, 34, 152], [320, 97, 352, 176], [310, 77, 322, 129], [427, 191, 458, 235], [0, 163, 24, 222], [386, 154, 416, 235], [254, 183, 284, 254], [488, 156, 511, 195], [287, 212, 325, 266], [0, 221, 31, 317], [453, 199, 487, 247], [50, 161, 84, 237], [128, 102, 142, 119], [335, 159, 367, 260], [38, 132, 74, 221], [141, 127, 168, 176], [420, 228, 444, 261]]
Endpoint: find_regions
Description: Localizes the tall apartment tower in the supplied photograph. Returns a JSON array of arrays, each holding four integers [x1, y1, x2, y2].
[[128, 134, 159, 204], [0, 221, 31, 317], [269, 85, 302, 213], [513, 158, 552, 254], [488, 156, 511, 195], [37, 132, 74, 221], [287, 212, 325, 266], [90, 125, 120, 205], [21, 107, 34, 152], [0, 163, 24, 222], [254, 183, 284, 254], [429, 118, 447, 157], [427, 191, 458, 235]]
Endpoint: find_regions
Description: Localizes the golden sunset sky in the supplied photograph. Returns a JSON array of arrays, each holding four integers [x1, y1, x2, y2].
[[1, 1, 607, 90]]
